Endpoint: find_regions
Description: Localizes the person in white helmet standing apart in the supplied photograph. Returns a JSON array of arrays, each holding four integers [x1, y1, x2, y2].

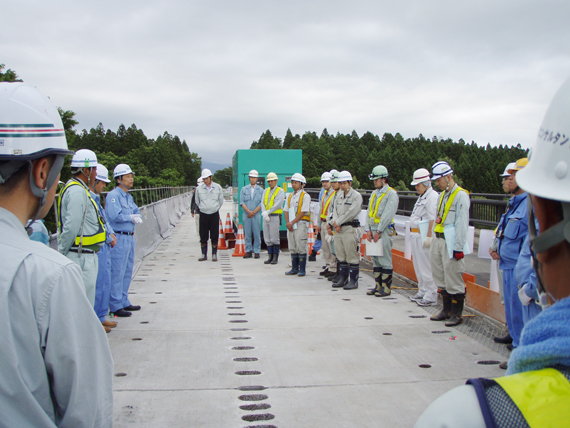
[[58, 149, 107, 307], [428, 161, 470, 327], [261, 172, 285, 264], [284, 173, 311, 276], [329, 170, 363, 290], [0, 82, 113, 426], [408, 168, 439, 306], [365, 165, 399, 297], [415, 76, 570, 428], [240, 169, 264, 259], [90, 164, 118, 333], [106, 163, 142, 317], [195, 168, 224, 261]]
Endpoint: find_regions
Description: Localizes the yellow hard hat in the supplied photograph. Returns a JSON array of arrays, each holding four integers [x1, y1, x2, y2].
[[508, 158, 528, 174]]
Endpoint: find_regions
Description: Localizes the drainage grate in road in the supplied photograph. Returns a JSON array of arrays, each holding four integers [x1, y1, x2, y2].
[[223, 277, 235, 281], [224, 283, 237, 285], [225, 291, 239, 294], [228, 313, 246, 316], [231, 337, 252, 340], [229, 320, 248, 323], [233, 346, 255, 350], [432, 330, 452, 334], [230, 328, 250, 331], [478, 360, 501, 365], [226, 301, 242, 303], [238, 394, 268, 401], [240, 403, 271, 411], [237, 386, 266, 391], [115, 373, 127, 377], [234, 357, 258, 362], [227, 306, 244, 309], [235, 370, 262, 376], [242, 414, 275, 422], [419, 364, 432, 369], [409, 315, 427, 318]]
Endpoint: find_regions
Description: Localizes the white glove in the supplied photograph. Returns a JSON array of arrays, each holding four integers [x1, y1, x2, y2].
[[518, 287, 533, 306], [262, 212, 270, 222], [131, 214, 143, 224], [325, 233, 333, 243], [423, 237, 432, 249]]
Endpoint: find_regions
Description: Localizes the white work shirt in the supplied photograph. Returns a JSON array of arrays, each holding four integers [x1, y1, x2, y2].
[[0, 207, 114, 427], [409, 187, 439, 229]]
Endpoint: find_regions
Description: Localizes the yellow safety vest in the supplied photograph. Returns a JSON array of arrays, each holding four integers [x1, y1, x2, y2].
[[495, 368, 570, 427], [320, 189, 336, 220], [58, 180, 106, 247], [288, 191, 311, 222], [368, 187, 394, 224], [264, 186, 283, 214], [434, 185, 468, 233]]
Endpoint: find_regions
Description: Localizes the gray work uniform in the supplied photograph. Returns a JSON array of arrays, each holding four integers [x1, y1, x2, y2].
[[0, 207, 113, 427], [320, 188, 337, 271], [58, 178, 103, 306], [430, 183, 470, 294], [262, 186, 285, 247], [285, 189, 311, 254], [366, 185, 399, 269], [331, 187, 363, 265]]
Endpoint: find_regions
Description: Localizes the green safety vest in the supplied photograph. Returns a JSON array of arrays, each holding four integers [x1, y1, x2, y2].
[[58, 180, 106, 248], [264, 186, 283, 214]]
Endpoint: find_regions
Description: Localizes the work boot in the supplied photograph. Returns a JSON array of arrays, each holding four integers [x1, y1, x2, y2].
[[494, 333, 513, 344], [198, 245, 208, 261], [212, 245, 218, 262], [332, 263, 349, 288], [111, 308, 131, 317], [375, 268, 393, 297], [298, 254, 307, 276], [430, 290, 452, 321], [243, 252, 252, 259], [271, 246, 279, 265], [324, 270, 336, 277], [254, 253, 260, 259], [264, 246, 274, 264], [308, 249, 317, 262], [328, 261, 341, 282], [124, 305, 141, 311], [445, 293, 466, 326], [319, 267, 329, 276], [343, 264, 359, 290], [367, 267, 382, 295], [285, 254, 299, 275]]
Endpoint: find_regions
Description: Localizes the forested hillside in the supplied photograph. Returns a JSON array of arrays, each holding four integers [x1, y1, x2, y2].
[[251, 129, 528, 193]]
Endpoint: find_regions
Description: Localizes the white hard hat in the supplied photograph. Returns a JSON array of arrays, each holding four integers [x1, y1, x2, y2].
[[500, 162, 517, 177], [267, 172, 278, 181], [518, 77, 570, 202], [291, 172, 306, 184], [201, 168, 213, 179], [321, 172, 332, 182], [249, 169, 259, 178], [197, 177, 203, 185], [431, 161, 453, 180], [410, 168, 431, 186], [338, 170, 353, 182], [113, 163, 134, 178], [0, 83, 72, 164], [70, 149, 98, 168], [96, 164, 111, 183]]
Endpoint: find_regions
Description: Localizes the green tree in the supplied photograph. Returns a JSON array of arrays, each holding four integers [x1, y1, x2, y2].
[[0, 64, 22, 82], [213, 166, 233, 187]]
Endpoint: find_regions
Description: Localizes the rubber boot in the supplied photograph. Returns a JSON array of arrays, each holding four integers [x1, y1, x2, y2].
[[375, 268, 393, 297], [445, 293, 465, 326], [367, 267, 382, 295], [198, 245, 208, 261], [264, 246, 274, 264], [271, 246, 279, 265], [343, 264, 359, 290], [308, 249, 317, 262], [332, 263, 349, 288], [328, 260, 341, 282], [285, 254, 299, 275], [298, 254, 307, 276], [212, 245, 218, 262], [430, 290, 452, 321]]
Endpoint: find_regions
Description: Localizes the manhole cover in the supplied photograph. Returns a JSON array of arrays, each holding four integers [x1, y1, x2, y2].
[[229, 320, 248, 323], [114, 372, 127, 377], [235, 370, 262, 376], [478, 360, 501, 365], [238, 385, 266, 391], [238, 394, 268, 401], [240, 403, 271, 411], [409, 315, 427, 318], [242, 414, 275, 422], [231, 337, 252, 340], [234, 357, 259, 362], [431, 330, 452, 334], [419, 364, 432, 369], [233, 346, 255, 350]]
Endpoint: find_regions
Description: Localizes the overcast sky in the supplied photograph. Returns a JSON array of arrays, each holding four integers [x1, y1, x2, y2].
[[3, 1, 570, 167]]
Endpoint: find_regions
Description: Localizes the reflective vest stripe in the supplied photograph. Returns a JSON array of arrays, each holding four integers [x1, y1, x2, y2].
[[495, 368, 570, 427], [368, 187, 394, 224], [58, 180, 106, 247], [434, 186, 466, 233], [288, 191, 311, 222], [320, 190, 336, 220], [264, 187, 283, 214]]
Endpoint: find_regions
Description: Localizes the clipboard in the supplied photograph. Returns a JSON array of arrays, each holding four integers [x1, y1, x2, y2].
[[418, 220, 430, 243], [365, 237, 384, 257], [443, 225, 471, 259]]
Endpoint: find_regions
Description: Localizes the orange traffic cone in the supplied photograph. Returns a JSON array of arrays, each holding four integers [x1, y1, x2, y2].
[[224, 213, 233, 235], [307, 222, 315, 254], [218, 219, 228, 250], [360, 237, 366, 259], [232, 224, 246, 257]]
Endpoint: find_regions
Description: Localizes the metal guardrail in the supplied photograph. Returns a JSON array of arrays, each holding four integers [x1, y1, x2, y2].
[[305, 188, 508, 228]]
